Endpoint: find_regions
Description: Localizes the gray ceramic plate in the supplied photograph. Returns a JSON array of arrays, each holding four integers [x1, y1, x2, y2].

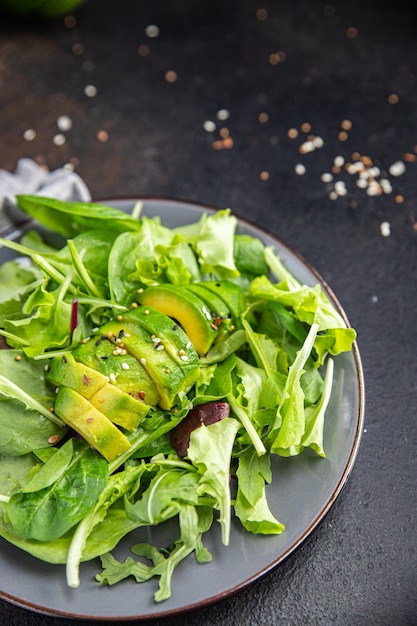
[[0, 197, 365, 620]]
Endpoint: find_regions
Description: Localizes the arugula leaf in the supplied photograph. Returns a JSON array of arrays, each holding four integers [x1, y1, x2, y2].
[[187, 418, 240, 545], [235, 447, 285, 534], [97, 504, 213, 602]]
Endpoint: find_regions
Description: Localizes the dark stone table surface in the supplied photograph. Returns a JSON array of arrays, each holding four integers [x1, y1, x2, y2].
[[0, 1, 416, 624]]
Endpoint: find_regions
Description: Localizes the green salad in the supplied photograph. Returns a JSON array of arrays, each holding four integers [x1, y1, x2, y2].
[[0, 196, 356, 602]]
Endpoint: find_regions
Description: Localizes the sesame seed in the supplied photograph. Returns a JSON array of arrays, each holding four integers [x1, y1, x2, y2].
[[84, 84, 97, 97], [48, 435, 59, 444], [366, 181, 382, 196], [295, 163, 306, 175], [260, 170, 270, 181], [301, 122, 311, 133], [165, 70, 178, 83], [299, 140, 315, 154], [53, 133, 66, 146], [256, 8, 268, 20], [15, 355, 22, 361], [269, 52, 280, 65], [288, 128, 298, 139], [23, 128, 36, 141], [180, 354, 189, 361], [388, 93, 399, 105], [64, 15, 77, 28], [57, 115, 72, 132], [97, 129, 109, 142], [334, 181, 348, 196], [341, 119, 352, 131], [321, 172, 333, 183], [203, 120, 216, 132], [380, 221, 391, 237], [346, 26, 359, 39], [389, 160, 406, 177], [334, 155, 345, 167], [258, 112, 269, 123], [380, 179, 393, 193], [138, 44, 150, 56], [145, 24, 160, 38], [338, 131, 349, 142], [156, 344, 165, 351], [109, 373, 116, 382], [121, 362, 129, 370], [140, 357, 146, 365], [216, 108, 230, 121]]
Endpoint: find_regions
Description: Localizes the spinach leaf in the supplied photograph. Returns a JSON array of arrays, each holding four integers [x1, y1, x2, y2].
[[0, 453, 38, 496], [0, 349, 66, 455], [16, 195, 141, 238], [6, 438, 108, 541], [0, 501, 72, 564], [234, 234, 269, 278]]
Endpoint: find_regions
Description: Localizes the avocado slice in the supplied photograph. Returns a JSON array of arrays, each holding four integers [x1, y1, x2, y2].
[[184, 283, 234, 343], [48, 353, 107, 399], [98, 317, 199, 410], [73, 336, 159, 406], [196, 281, 245, 328], [54, 387, 132, 463], [119, 306, 200, 371], [47, 354, 150, 431], [136, 284, 218, 355]]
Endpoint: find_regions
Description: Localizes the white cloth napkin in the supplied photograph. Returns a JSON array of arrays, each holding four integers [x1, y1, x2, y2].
[[0, 158, 91, 231]]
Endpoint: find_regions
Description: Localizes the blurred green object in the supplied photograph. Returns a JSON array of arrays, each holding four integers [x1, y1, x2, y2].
[[0, 0, 85, 18]]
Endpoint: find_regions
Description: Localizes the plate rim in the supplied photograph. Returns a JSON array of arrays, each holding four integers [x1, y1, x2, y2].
[[0, 195, 365, 621]]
